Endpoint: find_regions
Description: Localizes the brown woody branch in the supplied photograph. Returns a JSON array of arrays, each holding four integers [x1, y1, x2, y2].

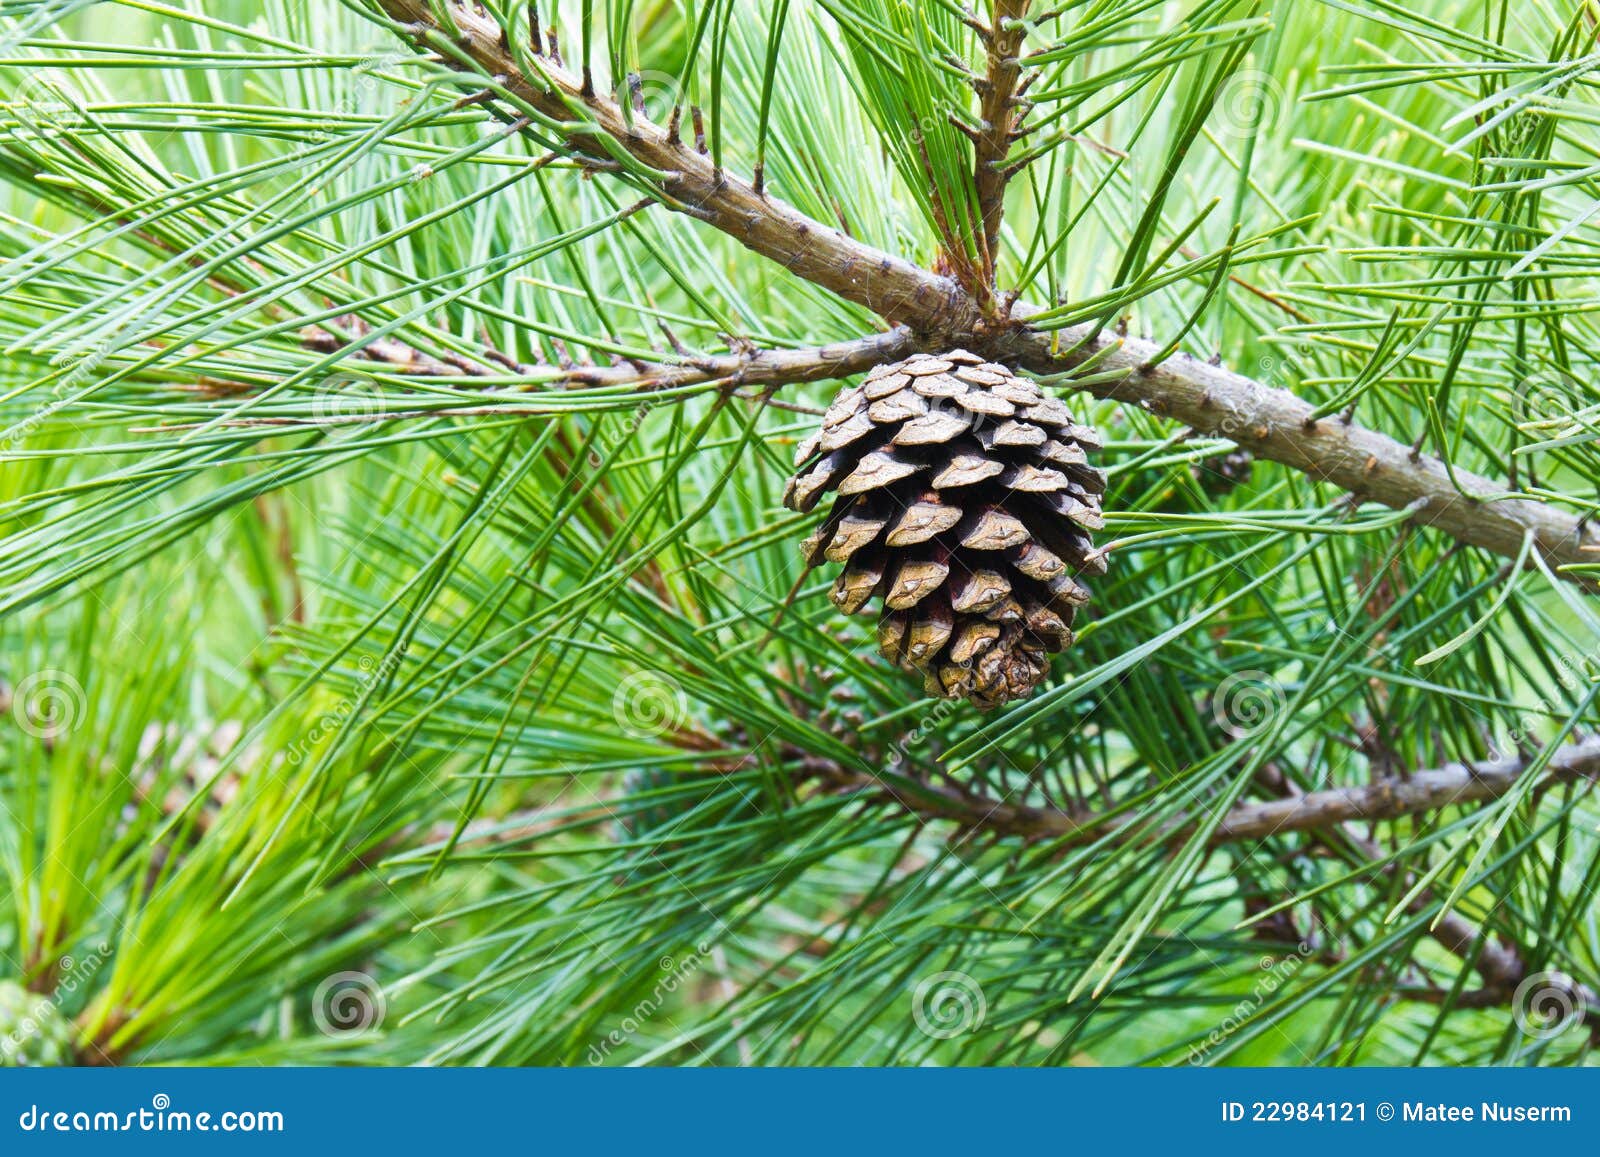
[[302, 318, 916, 396], [972, 0, 1033, 288], [829, 737, 1600, 1026], [995, 324, 1600, 587], [367, 0, 1600, 585], [814, 735, 1600, 848], [810, 734, 1600, 1030], [1211, 738, 1600, 842], [497, 328, 918, 393], [372, 0, 978, 333]]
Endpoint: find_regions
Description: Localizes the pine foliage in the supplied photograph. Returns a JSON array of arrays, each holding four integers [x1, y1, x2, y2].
[[0, 0, 1598, 1066]]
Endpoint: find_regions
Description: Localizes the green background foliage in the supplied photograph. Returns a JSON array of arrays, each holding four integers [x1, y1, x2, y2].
[[1, 0, 1597, 1065]]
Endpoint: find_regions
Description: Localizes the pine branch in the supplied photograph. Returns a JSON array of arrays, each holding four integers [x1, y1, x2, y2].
[[511, 330, 917, 392], [1211, 738, 1600, 841], [1000, 326, 1600, 588], [814, 735, 1600, 848], [972, 0, 1032, 289], [305, 319, 916, 393], [825, 735, 1600, 1026], [367, 0, 976, 332], [363, 0, 1600, 586]]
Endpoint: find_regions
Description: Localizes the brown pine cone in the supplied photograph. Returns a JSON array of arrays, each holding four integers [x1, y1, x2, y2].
[[783, 350, 1106, 709]]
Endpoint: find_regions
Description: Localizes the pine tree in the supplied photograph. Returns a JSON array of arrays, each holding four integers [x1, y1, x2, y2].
[[1, 0, 1598, 1066]]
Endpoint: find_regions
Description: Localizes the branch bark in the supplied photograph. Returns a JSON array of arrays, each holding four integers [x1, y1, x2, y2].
[[366, 0, 1600, 585], [305, 318, 917, 394], [973, 0, 1033, 286], [816, 735, 1600, 848], [371, 0, 978, 333], [994, 324, 1600, 587], [1210, 737, 1600, 842]]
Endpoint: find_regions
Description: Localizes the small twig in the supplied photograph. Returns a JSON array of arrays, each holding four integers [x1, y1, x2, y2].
[[805, 736, 1600, 849], [300, 325, 918, 396], [972, 0, 1033, 291], [1209, 739, 1600, 842]]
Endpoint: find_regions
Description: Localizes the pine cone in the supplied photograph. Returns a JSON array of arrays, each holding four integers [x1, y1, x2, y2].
[[0, 981, 76, 1067], [784, 350, 1105, 709]]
